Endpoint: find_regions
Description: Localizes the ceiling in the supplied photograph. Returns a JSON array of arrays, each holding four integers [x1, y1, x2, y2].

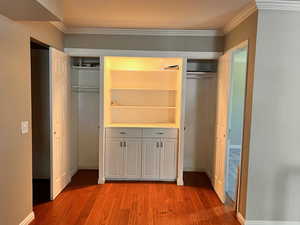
[[63, 0, 253, 29]]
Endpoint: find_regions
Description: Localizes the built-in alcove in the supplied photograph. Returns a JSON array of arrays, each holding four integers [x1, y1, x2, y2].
[[71, 57, 100, 171], [104, 57, 183, 128]]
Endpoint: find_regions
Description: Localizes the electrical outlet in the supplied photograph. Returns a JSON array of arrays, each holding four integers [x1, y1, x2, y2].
[[21, 121, 29, 134]]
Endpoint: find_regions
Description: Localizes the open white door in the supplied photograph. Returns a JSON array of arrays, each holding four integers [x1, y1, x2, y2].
[[50, 48, 71, 200], [213, 53, 231, 203]]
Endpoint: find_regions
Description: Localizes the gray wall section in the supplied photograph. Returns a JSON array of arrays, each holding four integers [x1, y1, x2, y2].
[[64, 34, 224, 52], [247, 10, 300, 221], [0, 15, 63, 225]]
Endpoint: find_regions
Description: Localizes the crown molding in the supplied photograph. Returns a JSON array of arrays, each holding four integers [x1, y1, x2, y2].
[[223, 2, 257, 34], [48, 23, 223, 37], [256, 0, 300, 11], [64, 27, 223, 36], [50, 21, 68, 33]]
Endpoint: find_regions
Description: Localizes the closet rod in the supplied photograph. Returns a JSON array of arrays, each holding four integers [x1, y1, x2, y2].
[[187, 76, 216, 79], [72, 90, 99, 93], [72, 85, 99, 89]]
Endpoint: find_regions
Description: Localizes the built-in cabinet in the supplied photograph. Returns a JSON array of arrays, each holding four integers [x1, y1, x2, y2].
[[105, 128, 177, 181]]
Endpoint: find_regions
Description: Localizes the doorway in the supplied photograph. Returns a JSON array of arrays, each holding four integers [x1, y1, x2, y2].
[[225, 47, 248, 204], [30, 40, 51, 205]]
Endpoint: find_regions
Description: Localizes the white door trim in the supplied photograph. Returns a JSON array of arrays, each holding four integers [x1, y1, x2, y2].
[[222, 39, 249, 216]]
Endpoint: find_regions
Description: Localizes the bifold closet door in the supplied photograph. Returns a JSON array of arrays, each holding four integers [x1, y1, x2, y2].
[[50, 48, 71, 200], [213, 53, 230, 203]]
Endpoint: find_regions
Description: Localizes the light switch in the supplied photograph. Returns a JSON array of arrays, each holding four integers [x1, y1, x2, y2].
[[21, 121, 29, 134]]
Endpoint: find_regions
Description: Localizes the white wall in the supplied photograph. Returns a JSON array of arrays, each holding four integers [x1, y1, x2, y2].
[[247, 10, 300, 221]]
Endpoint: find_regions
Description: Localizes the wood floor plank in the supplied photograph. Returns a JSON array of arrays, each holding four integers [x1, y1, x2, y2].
[[31, 171, 240, 225]]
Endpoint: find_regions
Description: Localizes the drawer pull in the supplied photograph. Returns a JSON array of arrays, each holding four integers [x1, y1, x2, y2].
[[120, 132, 127, 135], [156, 132, 164, 135]]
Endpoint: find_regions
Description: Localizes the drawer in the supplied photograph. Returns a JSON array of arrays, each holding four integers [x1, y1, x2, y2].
[[106, 128, 142, 138], [142, 128, 178, 138]]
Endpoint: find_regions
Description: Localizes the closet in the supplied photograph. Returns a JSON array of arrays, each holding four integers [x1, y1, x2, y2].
[[71, 57, 100, 173], [103, 57, 182, 181], [184, 59, 217, 176]]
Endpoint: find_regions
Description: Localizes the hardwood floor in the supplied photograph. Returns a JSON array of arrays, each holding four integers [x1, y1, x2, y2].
[[31, 170, 240, 225]]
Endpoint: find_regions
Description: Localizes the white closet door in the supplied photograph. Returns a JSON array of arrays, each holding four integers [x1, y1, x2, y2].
[[141, 139, 160, 179], [160, 139, 177, 180], [50, 48, 71, 200], [213, 53, 231, 203], [123, 138, 142, 179]]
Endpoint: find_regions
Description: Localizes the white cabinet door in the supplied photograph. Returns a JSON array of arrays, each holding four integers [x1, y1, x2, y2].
[[105, 138, 124, 178], [142, 139, 160, 179], [160, 139, 177, 180], [123, 138, 142, 179]]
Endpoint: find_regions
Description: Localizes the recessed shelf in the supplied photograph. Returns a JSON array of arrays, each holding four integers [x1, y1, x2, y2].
[[104, 57, 182, 127]]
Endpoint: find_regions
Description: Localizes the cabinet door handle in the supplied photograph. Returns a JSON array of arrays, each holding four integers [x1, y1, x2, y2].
[[160, 142, 163, 148], [120, 141, 123, 147], [156, 142, 159, 148], [123, 141, 127, 147], [120, 132, 127, 135]]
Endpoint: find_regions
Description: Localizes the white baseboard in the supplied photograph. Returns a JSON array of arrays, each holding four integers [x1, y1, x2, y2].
[[19, 212, 35, 225], [246, 221, 300, 225], [70, 167, 78, 177], [237, 212, 245, 225], [98, 177, 105, 184]]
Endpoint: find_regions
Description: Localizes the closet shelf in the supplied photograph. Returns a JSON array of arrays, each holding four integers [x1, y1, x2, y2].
[[110, 105, 176, 109]]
